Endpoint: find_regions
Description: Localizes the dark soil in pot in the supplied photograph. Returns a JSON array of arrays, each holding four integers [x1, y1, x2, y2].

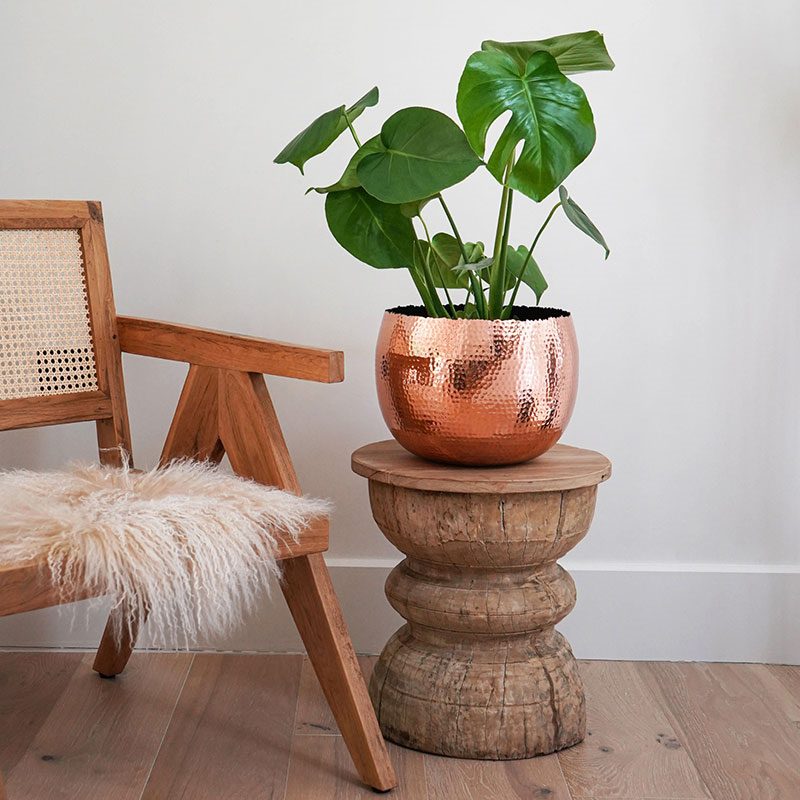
[[387, 305, 571, 321]]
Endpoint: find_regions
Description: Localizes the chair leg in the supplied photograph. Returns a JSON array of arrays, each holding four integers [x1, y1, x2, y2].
[[92, 605, 141, 678], [217, 371, 395, 789], [281, 553, 397, 792]]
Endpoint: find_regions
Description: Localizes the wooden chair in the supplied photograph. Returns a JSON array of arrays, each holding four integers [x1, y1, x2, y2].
[[0, 200, 396, 794]]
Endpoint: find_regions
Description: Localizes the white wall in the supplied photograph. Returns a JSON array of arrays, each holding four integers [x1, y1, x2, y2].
[[1, 0, 798, 661]]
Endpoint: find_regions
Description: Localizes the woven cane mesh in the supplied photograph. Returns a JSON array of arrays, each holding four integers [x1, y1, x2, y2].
[[0, 229, 98, 401]]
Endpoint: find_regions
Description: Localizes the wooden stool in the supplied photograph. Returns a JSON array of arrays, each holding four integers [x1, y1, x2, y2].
[[352, 440, 611, 760]]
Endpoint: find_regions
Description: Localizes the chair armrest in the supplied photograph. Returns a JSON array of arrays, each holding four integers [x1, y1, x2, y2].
[[117, 316, 344, 383]]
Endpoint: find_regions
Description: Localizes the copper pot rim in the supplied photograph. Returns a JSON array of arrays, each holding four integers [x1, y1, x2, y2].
[[384, 305, 572, 327]]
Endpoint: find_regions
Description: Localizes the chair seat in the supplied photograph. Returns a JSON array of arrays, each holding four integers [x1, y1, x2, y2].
[[0, 461, 330, 640], [0, 513, 329, 619]]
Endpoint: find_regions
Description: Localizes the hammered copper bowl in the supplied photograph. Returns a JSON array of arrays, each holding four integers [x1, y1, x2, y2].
[[375, 306, 579, 466]]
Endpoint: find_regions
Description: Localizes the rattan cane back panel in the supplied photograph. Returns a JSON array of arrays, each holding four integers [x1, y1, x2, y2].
[[0, 229, 98, 401]]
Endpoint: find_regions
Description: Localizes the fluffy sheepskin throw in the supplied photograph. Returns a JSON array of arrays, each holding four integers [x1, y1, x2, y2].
[[0, 459, 330, 647]]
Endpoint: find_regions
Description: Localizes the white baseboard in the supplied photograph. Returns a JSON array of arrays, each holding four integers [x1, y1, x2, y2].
[[1, 558, 798, 664]]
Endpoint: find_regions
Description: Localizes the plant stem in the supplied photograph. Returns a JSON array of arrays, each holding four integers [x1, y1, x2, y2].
[[499, 186, 514, 271], [530, 201, 561, 252], [437, 194, 487, 317], [419, 214, 457, 318], [414, 240, 448, 317], [408, 265, 437, 316], [437, 195, 468, 261], [488, 191, 510, 317], [488, 155, 515, 319], [466, 273, 485, 317], [503, 200, 562, 317], [342, 111, 362, 148]]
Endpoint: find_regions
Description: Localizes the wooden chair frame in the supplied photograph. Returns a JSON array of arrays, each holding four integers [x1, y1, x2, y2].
[[0, 201, 396, 793]]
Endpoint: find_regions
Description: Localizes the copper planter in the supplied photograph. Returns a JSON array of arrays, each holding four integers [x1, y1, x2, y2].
[[375, 307, 578, 466]]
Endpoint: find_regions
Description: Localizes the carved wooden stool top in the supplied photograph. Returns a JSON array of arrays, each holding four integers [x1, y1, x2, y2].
[[352, 440, 611, 494]]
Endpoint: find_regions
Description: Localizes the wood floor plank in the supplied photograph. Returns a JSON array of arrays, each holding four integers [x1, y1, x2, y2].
[[752, 664, 800, 723], [285, 737, 426, 799], [2, 653, 799, 800], [640, 662, 800, 800], [0, 651, 82, 776], [424, 754, 571, 800], [288, 655, 426, 797], [558, 661, 710, 799], [765, 663, 800, 698], [295, 655, 375, 735], [5, 652, 191, 800], [141, 653, 301, 800]]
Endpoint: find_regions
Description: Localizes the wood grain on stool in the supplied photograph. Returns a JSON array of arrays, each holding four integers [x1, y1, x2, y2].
[[352, 441, 611, 760]]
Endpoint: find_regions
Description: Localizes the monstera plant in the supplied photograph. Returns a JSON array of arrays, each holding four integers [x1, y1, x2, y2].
[[275, 31, 614, 320]]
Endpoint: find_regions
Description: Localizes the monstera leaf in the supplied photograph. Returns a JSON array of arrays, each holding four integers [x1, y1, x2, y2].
[[430, 232, 462, 269], [504, 245, 548, 301], [414, 233, 469, 289], [482, 31, 615, 74], [309, 136, 383, 194], [415, 234, 490, 289], [274, 87, 379, 174], [356, 107, 482, 204], [399, 195, 436, 218], [324, 187, 415, 269], [559, 185, 610, 258], [460, 241, 486, 264], [457, 51, 595, 202], [452, 244, 490, 283]]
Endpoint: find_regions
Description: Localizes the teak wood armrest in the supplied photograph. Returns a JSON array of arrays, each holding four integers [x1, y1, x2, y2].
[[116, 316, 344, 383]]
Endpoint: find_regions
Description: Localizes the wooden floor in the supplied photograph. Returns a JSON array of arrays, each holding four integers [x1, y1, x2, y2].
[[0, 653, 798, 799]]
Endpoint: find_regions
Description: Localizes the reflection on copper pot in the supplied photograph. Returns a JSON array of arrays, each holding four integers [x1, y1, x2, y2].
[[376, 307, 579, 466]]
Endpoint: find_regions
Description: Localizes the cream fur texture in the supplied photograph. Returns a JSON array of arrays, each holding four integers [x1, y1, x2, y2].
[[0, 459, 330, 647]]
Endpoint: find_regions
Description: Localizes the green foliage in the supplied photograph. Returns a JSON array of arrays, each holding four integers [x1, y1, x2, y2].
[[324, 188, 415, 268], [460, 241, 486, 264], [357, 107, 482, 203], [481, 31, 615, 74], [274, 32, 614, 318], [457, 51, 595, 202], [399, 196, 435, 218], [309, 136, 384, 194], [274, 87, 378, 174], [414, 235, 470, 289], [504, 245, 548, 301], [558, 185, 610, 258]]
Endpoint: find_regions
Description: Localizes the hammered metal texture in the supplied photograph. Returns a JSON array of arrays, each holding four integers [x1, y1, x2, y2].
[[376, 309, 578, 466]]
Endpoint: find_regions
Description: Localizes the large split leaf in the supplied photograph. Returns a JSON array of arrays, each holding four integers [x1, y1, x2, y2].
[[325, 187, 415, 269], [558, 185, 610, 258], [482, 31, 614, 74], [274, 87, 379, 174], [457, 51, 595, 202], [357, 107, 482, 204]]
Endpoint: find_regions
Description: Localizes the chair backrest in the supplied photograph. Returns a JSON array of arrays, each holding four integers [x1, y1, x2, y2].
[[0, 200, 131, 465]]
